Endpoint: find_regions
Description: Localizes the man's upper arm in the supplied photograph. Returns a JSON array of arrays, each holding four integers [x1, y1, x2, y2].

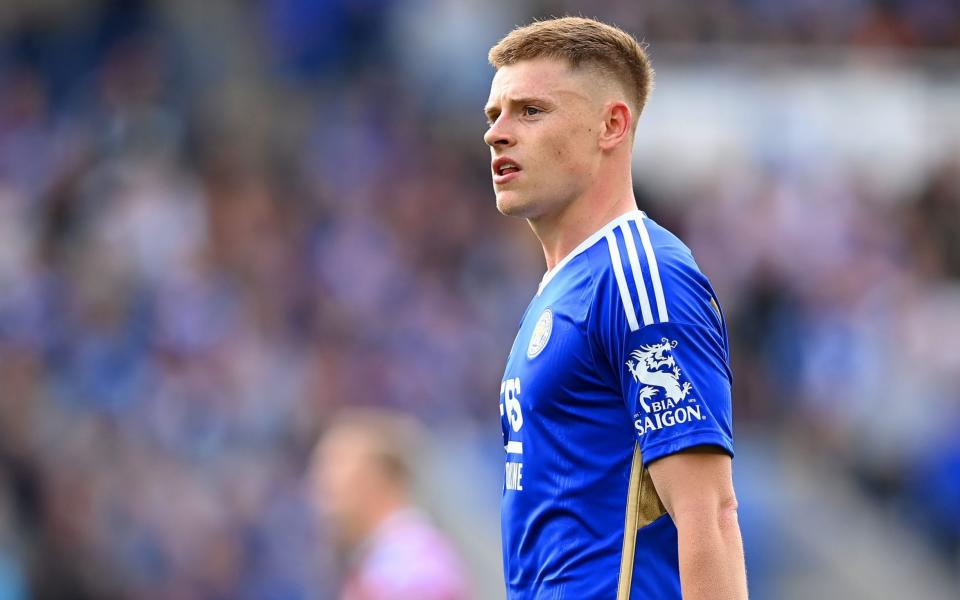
[[647, 446, 737, 524], [648, 447, 749, 600], [601, 315, 736, 465]]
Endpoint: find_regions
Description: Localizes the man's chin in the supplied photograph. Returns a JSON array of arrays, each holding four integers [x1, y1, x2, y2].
[[496, 192, 537, 218]]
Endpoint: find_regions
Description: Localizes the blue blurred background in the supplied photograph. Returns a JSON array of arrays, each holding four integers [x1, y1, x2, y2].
[[0, 0, 958, 598]]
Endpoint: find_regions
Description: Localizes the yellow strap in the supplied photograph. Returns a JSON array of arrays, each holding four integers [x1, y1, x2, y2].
[[710, 296, 721, 316], [616, 443, 643, 600]]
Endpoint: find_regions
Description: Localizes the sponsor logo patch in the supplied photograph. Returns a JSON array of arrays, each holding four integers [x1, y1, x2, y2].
[[625, 338, 705, 435]]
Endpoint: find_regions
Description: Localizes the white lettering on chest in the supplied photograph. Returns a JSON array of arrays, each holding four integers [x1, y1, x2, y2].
[[505, 462, 524, 490]]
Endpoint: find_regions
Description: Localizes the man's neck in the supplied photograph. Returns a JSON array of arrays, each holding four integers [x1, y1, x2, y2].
[[530, 176, 638, 271]]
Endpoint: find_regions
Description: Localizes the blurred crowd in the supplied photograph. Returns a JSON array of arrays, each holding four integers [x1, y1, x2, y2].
[[553, 0, 960, 47], [0, 0, 958, 598]]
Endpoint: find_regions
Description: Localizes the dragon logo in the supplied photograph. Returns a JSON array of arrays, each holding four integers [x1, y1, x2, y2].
[[625, 338, 693, 412]]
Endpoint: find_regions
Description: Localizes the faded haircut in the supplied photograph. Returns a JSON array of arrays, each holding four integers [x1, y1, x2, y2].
[[488, 16, 654, 120]]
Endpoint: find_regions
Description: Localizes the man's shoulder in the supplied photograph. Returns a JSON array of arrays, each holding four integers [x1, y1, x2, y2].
[[581, 212, 701, 282], [577, 213, 706, 330], [536, 211, 714, 334]]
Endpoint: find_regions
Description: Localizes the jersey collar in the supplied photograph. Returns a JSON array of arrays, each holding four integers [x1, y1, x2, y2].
[[537, 209, 646, 296]]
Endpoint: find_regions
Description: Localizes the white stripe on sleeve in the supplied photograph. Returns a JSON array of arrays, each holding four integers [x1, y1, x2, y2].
[[605, 231, 640, 332], [635, 218, 668, 323], [619, 222, 654, 327]]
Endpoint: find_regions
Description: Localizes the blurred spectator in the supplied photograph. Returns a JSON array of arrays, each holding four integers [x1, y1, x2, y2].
[[309, 409, 469, 600]]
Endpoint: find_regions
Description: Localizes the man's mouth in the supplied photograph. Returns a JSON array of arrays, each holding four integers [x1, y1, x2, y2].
[[493, 158, 522, 183]]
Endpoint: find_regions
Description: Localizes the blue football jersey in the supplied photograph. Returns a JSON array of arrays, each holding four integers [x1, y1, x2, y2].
[[499, 210, 734, 599]]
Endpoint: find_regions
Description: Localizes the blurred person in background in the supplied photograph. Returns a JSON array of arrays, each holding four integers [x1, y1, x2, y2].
[[309, 409, 470, 600], [486, 17, 746, 600]]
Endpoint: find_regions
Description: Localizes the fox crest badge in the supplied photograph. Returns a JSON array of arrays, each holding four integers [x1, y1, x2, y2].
[[527, 308, 553, 359]]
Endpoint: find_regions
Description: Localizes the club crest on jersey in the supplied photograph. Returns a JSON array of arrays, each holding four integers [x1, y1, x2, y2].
[[626, 338, 704, 435], [526, 308, 553, 359]]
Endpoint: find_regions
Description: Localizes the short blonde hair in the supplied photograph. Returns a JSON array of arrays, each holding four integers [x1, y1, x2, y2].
[[319, 407, 423, 486], [488, 16, 654, 119]]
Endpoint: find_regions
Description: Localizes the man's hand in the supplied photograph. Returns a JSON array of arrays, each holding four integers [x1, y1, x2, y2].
[[648, 446, 748, 600]]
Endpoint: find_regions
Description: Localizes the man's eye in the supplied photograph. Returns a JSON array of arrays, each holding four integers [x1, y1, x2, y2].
[[523, 106, 541, 117]]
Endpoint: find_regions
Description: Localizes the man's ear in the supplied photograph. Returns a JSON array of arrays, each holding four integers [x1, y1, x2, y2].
[[598, 101, 632, 151]]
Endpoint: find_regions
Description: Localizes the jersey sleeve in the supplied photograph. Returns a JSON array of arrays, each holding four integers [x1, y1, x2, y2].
[[587, 225, 734, 466]]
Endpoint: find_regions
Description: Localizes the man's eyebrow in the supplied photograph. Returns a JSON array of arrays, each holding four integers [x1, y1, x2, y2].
[[484, 96, 553, 120], [512, 96, 551, 107]]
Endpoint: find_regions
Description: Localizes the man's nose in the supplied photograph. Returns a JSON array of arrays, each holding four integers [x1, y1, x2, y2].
[[484, 117, 516, 148]]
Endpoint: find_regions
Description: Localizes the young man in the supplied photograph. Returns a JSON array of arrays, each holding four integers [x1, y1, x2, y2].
[[485, 17, 748, 599], [309, 409, 469, 600]]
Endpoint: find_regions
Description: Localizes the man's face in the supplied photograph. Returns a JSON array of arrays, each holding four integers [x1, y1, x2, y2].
[[309, 427, 381, 545], [484, 57, 603, 220]]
